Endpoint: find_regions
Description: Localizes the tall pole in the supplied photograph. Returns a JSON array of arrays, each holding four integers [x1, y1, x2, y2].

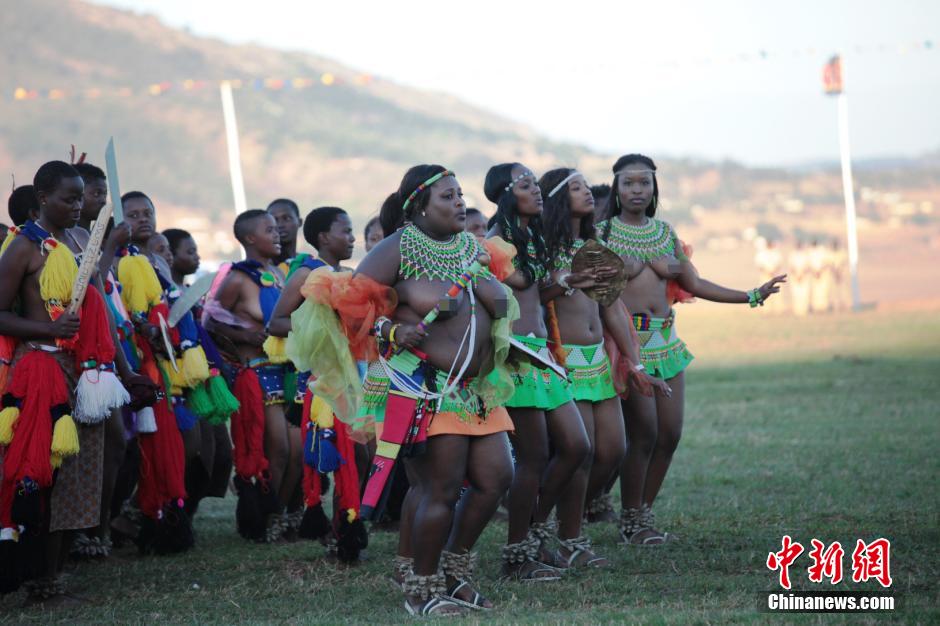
[[220, 81, 248, 216], [836, 74, 861, 310]]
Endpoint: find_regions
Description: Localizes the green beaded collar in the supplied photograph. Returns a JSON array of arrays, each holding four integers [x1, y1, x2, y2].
[[598, 217, 683, 262], [553, 238, 586, 272], [399, 223, 487, 282]]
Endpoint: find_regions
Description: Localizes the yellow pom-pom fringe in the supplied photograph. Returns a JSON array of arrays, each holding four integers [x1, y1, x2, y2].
[[117, 254, 163, 314], [346, 508, 357, 523], [262, 336, 289, 364], [0, 406, 19, 444], [310, 395, 334, 428], [181, 346, 210, 387], [51, 414, 80, 458], [0, 229, 17, 257], [40, 240, 79, 305], [50, 453, 63, 469], [163, 359, 187, 395]]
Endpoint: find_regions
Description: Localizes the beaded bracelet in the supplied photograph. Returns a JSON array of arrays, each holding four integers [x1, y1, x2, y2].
[[373, 316, 392, 339], [389, 324, 400, 345], [747, 288, 764, 308]]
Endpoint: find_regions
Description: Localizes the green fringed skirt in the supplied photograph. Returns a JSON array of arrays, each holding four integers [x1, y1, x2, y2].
[[562, 341, 617, 403], [632, 311, 694, 380], [504, 334, 573, 411]]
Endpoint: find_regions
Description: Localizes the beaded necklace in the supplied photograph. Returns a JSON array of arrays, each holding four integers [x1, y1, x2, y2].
[[505, 225, 547, 284], [599, 216, 678, 262], [399, 223, 485, 283], [553, 237, 587, 272]]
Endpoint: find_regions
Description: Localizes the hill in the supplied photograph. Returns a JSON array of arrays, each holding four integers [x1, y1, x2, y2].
[[1, 0, 596, 254], [2, 0, 939, 304]]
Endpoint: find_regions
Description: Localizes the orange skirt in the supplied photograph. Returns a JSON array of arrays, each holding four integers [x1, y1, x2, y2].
[[374, 406, 513, 440]]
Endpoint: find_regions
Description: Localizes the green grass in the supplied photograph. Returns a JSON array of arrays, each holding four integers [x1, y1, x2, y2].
[[2, 306, 938, 624]]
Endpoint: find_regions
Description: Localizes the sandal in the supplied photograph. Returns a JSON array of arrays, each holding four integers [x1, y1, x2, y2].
[[619, 506, 669, 546], [403, 571, 465, 617], [555, 536, 608, 568], [501, 536, 562, 582], [441, 551, 492, 610], [404, 596, 465, 617]]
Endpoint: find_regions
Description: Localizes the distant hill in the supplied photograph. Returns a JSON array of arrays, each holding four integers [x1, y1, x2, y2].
[[1, 0, 595, 252], [3, 0, 939, 303]]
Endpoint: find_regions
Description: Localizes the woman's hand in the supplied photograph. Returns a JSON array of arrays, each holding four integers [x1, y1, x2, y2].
[[48, 312, 81, 338], [629, 368, 672, 398], [392, 323, 426, 349], [563, 271, 597, 290], [759, 274, 788, 301], [106, 222, 131, 251], [237, 328, 268, 348], [647, 373, 672, 397]]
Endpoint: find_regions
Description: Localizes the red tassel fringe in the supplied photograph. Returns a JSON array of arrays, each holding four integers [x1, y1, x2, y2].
[[74, 287, 116, 367], [0, 351, 69, 527], [231, 368, 268, 480], [137, 396, 188, 519]]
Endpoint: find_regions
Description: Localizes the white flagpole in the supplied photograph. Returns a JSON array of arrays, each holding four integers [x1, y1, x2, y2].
[[220, 81, 248, 216], [835, 63, 861, 311]]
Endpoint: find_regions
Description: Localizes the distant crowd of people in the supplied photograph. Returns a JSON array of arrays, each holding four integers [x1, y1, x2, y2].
[[754, 237, 848, 315]]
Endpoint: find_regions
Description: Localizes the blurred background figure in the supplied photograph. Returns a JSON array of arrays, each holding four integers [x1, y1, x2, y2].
[[464, 207, 488, 241], [809, 238, 831, 314], [363, 215, 383, 253], [829, 238, 848, 312], [590, 184, 611, 221], [754, 237, 786, 314], [789, 240, 811, 316]]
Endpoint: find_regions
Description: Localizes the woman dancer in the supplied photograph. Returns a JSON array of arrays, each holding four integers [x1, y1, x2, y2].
[[288, 165, 517, 615], [484, 163, 592, 579], [540, 167, 670, 566], [598, 154, 785, 544]]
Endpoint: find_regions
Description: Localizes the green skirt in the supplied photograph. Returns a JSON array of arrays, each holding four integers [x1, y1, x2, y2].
[[357, 352, 486, 423], [632, 312, 694, 380], [563, 341, 617, 402], [505, 334, 573, 411]]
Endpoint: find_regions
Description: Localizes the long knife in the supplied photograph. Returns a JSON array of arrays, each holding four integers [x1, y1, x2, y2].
[[68, 202, 113, 314], [157, 311, 180, 372], [105, 137, 124, 224], [168, 271, 217, 327]]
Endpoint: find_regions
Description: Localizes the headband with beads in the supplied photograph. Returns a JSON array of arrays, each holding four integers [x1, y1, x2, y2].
[[614, 168, 656, 177], [402, 169, 454, 213], [504, 169, 534, 193], [547, 171, 585, 198]]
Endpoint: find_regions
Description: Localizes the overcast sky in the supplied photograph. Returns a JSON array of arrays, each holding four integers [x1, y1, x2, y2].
[[91, 0, 939, 166]]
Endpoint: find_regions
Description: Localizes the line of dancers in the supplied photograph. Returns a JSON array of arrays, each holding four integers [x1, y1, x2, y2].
[[0, 153, 785, 614]]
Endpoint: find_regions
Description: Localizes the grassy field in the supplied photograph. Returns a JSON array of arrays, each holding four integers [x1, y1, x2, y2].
[[1, 303, 938, 624]]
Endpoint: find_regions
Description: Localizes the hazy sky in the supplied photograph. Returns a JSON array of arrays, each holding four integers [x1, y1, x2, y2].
[[91, 0, 939, 166]]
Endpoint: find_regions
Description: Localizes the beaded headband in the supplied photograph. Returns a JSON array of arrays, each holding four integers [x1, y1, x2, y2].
[[504, 170, 534, 193], [402, 169, 455, 213], [547, 171, 585, 198], [615, 168, 656, 177]]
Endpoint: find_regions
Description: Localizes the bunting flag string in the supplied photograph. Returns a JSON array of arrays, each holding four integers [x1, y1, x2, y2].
[[10, 72, 373, 102], [7, 38, 934, 103]]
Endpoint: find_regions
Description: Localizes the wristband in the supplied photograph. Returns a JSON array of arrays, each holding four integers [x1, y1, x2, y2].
[[747, 288, 764, 308], [633, 363, 646, 373], [557, 273, 575, 297], [373, 316, 391, 338], [389, 324, 400, 345]]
